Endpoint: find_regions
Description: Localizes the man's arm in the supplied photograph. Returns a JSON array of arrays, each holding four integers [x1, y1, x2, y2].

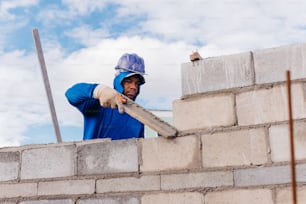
[[65, 83, 99, 114]]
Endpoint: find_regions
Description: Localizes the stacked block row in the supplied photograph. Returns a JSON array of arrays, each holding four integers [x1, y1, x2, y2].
[[1, 134, 306, 203]]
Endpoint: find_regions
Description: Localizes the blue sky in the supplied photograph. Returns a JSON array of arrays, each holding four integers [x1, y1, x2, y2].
[[0, 0, 306, 147]]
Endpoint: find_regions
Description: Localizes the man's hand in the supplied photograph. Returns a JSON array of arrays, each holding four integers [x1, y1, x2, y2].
[[93, 85, 126, 113]]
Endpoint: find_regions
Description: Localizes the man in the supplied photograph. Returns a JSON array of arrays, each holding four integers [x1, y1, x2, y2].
[[65, 53, 146, 140]]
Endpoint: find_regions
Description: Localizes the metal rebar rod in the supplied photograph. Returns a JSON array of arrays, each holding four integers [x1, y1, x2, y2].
[[286, 70, 297, 204], [32, 28, 62, 143]]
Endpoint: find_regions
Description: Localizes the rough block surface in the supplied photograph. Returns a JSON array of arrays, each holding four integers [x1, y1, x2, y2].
[[0, 152, 19, 181], [236, 83, 306, 126], [77, 139, 138, 175], [161, 171, 233, 190], [173, 94, 235, 131], [21, 145, 75, 179], [202, 128, 268, 167], [77, 197, 139, 204], [141, 136, 200, 172], [181, 52, 254, 95], [205, 189, 273, 204], [141, 192, 204, 204], [38, 180, 95, 196], [269, 121, 306, 162], [254, 43, 306, 84], [96, 175, 160, 193]]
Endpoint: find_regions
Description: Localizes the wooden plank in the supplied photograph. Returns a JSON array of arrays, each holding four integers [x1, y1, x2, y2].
[[32, 28, 62, 143], [120, 95, 178, 138]]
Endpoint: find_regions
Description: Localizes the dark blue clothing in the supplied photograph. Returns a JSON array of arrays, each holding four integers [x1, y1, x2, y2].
[[65, 83, 144, 140]]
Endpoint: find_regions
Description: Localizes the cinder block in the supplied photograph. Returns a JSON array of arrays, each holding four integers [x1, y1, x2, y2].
[[205, 189, 273, 204], [77, 197, 139, 204], [276, 187, 306, 204], [20, 200, 74, 204], [269, 121, 306, 162], [0, 152, 19, 181], [38, 180, 95, 196], [140, 136, 201, 172], [173, 94, 235, 131], [77, 139, 138, 175], [21, 145, 75, 180], [161, 171, 233, 190], [235, 164, 306, 187], [141, 192, 204, 204], [202, 128, 268, 167], [181, 52, 254, 95], [235, 165, 290, 186], [254, 43, 306, 84], [0, 183, 37, 198], [236, 83, 306, 126], [0, 202, 16, 204], [97, 175, 160, 193]]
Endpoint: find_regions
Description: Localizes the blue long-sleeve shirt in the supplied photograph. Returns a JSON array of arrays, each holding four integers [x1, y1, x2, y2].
[[65, 83, 144, 140]]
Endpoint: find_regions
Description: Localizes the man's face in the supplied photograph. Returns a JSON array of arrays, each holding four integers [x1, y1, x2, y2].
[[122, 75, 141, 100]]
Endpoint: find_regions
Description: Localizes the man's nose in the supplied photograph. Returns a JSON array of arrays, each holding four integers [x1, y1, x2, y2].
[[131, 82, 138, 89]]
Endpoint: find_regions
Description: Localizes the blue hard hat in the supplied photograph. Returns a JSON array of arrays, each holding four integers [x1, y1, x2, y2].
[[115, 53, 145, 75]]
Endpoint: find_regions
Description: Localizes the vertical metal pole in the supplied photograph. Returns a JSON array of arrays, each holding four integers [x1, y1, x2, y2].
[[286, 70, 297, 204], [32, 28, 62, 143]]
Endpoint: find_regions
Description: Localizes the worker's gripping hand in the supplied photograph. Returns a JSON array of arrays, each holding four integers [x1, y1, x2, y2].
[[93, 85, 126, 113]]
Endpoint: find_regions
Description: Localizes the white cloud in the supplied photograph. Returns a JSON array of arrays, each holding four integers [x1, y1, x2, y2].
[[64, 25, 110, 47], [62, 0, 108, 15], [1, 0, 306, 147]]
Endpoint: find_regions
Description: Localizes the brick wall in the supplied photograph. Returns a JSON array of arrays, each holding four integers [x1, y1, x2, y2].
[[1, 43, 306, 203]]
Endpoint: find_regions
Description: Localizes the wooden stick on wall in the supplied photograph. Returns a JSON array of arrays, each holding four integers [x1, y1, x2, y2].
[[286, 70, 297, 204], [32, 28, 62, 143]]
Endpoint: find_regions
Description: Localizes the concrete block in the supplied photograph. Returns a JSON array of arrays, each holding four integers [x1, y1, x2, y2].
[[254, 43, 306, 84], [235, 165, 292, 186], [20, 200, 74, 204], [181, 52, 254, 95], [38, 180, 95, 196], [97, 175, 160, 193], [0, 202, 16, 204], [269, 121, 306, 162], [0, 183, 37, 198], [173, 94, 235, 131], [205, 189, 273, 204], [236, 83, 306, 126], [21, 145, 75, 179], [202, 128, 268, 167], [141, 192, 204, 204], [0, 152, 19, 181], [77, 197, 139, 204], [140, 136, 201, 172], [77, 139, 138, 175], [161, 171, 233, 190], [234, 164, 306, 187], [276, 187, 306, 204]]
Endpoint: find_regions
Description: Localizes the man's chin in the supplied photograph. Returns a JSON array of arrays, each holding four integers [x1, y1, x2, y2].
[[126, 94, 136, 100]]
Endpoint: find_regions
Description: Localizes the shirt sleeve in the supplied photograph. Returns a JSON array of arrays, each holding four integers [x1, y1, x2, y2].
[[65, 83, 100, 114]]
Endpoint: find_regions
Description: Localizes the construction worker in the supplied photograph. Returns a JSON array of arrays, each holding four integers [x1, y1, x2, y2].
[[65, 53, 146, 140]]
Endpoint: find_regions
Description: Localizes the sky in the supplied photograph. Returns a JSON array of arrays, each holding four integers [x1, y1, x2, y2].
[[0, 0, 306, 147]]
